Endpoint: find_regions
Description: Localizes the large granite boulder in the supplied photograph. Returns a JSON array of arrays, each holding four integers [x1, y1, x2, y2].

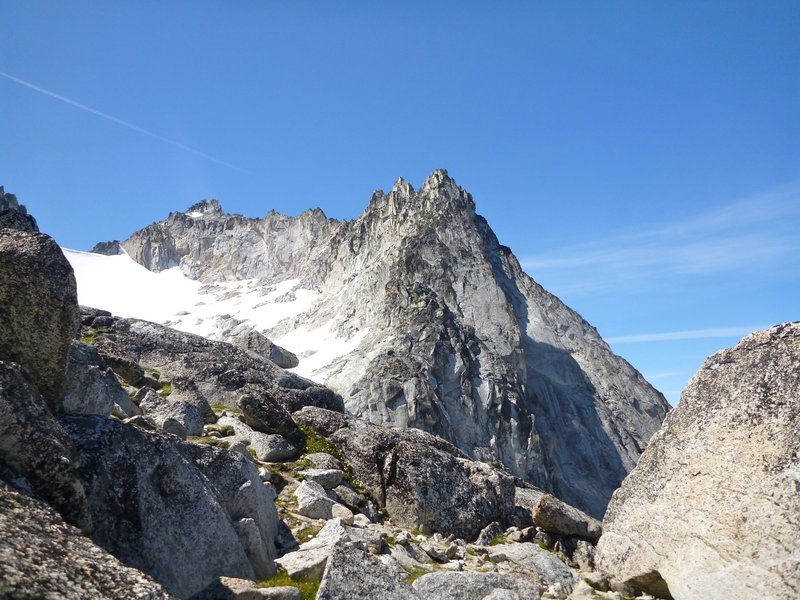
[[293, 407, 516, 540], [596, 323, 800, 599], [0, 481, 172, 599], [60, 415, 261, 598], [0, 361, 91, 532], [411, 572, 540, 600], [0, 229, 80, 409]]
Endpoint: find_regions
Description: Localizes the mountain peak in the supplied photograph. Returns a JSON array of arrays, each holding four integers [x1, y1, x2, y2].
[[390, 177, 414, 197], [185, 199, 223, 216]]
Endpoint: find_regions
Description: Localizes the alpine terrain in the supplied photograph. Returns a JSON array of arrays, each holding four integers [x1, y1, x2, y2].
[[68, 170, 670, 518]]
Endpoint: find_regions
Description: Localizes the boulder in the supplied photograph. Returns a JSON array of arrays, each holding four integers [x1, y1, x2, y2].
[[485, 543, 575, 596], [305, 452, 343, 471], [596, 323, 800, 600], [294, 407, 516, 540], [411, 572, 540, 600], [0, 229, 80, 408], [530, 493, 602, 541], [275, 518, 349, 579], [294, 480, 352, 522], [316, 541, 415, 600], [228, 327, 299, 369], [0, 482, 172, 599], [217, 415, 298, 462], [61, 415, 258, 598], [63, 340, 137, 417], [238, 393, 303, 443], [139, 388, 207, 436], [178, 441, 280, 580], [189, 577, 300, 599], [0, 361, 90, 532], [298, 468, 343, 490]]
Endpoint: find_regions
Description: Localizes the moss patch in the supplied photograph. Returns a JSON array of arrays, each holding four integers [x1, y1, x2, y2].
[[257, 570, 320, 600], [187, 436, 230, 449], [489, 534, 508, 546]]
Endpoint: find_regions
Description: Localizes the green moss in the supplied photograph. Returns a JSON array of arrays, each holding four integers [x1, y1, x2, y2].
[[384, 535, 396, 547], [296, 523, 323, 544], [212, 402, 242, 416], [159, 383, 172, 397], [187, 436, 230, 449], [206, 424, 235, 437], [402, 565, 434, 584], [248, 447, 259, 460], [79, 327, 109, 344], [489, 534, 508, 546], [257, 570, 320, 600], [466, 548, 479, 557]]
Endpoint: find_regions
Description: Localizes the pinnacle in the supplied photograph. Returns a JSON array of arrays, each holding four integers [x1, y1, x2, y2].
[[391, 177, 414, 196], [186, 199, 223, 215]]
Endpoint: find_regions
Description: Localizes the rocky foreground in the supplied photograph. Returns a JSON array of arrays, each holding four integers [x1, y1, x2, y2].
[[1, 194, 798, 600]]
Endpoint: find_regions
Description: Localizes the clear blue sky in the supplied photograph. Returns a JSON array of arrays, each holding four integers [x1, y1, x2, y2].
[[2, 1, 798, 404]]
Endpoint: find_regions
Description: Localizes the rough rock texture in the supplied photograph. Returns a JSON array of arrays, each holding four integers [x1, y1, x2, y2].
[[61, 415, 260, 598], [411, 572, 540, 600], [139, 388, 207, 436], [111, 170, 669, 517], [316, 541, 415, 600], [0, 229, 80, 408], [530, 493, 602, 541], [190, 577, 300, 600], [0, 482, 172, 599], [90, 240, 122, 255], [90, 317, 344, 415], [485, 543, 576, 596], [596, 323, 800, 600], [217, 415, 298, 462], [238, 393, 304, 442], [63, 340, 135, 417], [294, 407, 515, 540], [177, 440, 280, 580], [275, 518, 350, 579], [0, 361, 91, 532], [228, 327, 299, 369], [0, 186, 39, 232]]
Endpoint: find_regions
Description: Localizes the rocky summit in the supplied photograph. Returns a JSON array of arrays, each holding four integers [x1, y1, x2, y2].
[[81, 170, 670, 518]]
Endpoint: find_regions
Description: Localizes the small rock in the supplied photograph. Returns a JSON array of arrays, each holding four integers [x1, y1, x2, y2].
[[305, 452, 343, 471], [476, 521, 504, 545], [331, 503, 354, 525], [299, 468, 343, 490], [353, 513, 371, 527], [161, 417, 188, 440]]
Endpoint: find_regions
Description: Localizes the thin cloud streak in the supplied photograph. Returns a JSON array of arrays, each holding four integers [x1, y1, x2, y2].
[[521, 184, 800, 294], [0, 70, 248, 173], [606, 325, 769, 344]]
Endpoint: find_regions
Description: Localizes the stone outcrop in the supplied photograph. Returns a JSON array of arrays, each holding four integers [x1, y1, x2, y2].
[[89, 240, 122, 255], [596, 323, 800, 599], [0, 185, 38, 232], [294, 406, 515, 540], [412, 572, 541, 600], [100, 170, 670, 517], [0, 361, 91, 532], [89, 316, 344, 415], [63, 340, 137, 417], [0, 229, 80, 408], [0, 481, 172, 599], [61, 415, 269, 598]]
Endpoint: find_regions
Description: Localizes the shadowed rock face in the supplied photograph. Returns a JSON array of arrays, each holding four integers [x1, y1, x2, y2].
[[596, 322, 800, 600], [0, 481, 172, 599], [116, 170, 670, 517], [0, 229, 80, 409]]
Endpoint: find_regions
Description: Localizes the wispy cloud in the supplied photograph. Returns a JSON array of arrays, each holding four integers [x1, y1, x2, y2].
[[521, 184, 800, 294], [606, 325, 769, 344], [0, 70, 248, 173]]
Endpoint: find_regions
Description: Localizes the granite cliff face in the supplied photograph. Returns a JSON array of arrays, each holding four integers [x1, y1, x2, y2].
[[112, 170, 669, 517]]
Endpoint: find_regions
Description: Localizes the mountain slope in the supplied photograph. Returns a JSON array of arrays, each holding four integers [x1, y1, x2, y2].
[[68, 170, 670, 517]]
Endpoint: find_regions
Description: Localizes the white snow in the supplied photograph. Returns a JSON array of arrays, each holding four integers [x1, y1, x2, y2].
[[63, 248, 365, 382], [186, 211, 204, 218]]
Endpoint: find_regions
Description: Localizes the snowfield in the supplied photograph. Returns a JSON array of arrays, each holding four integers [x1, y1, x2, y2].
[[63, 248, 363, 380]]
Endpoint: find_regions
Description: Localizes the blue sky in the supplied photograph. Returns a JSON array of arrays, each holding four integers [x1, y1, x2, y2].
[[1, 1, 798, 404]]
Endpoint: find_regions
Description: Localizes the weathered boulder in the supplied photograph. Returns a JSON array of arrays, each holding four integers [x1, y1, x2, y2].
[[529, 492, 602, 541], [316, 541, 415, 600], [238, 393, 303, 442], [217, 415, 298, 462], [139, 388, 207, 436], [305, 452, 343, 471], [90, 318, 344, 414], [299, 468, 343, 490], [63, 340, 137, 417], [0, 361, 91, 532], [596, 323, 800, 600], [228, 327, 299, 369], [294, 407, 516, 540], [485, 543, 576, 596], [61, 415, 258, 598], [294, 480, 353, 522], [275, 518, 349, 579], [411, 572, 540, 600], [0, 229, 80, 408], [0, 482, 172, 599], [177, 440, 280, 580]]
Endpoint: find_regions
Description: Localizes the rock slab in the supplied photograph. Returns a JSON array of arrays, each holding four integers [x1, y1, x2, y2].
[[596, 323, 800, 600]]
